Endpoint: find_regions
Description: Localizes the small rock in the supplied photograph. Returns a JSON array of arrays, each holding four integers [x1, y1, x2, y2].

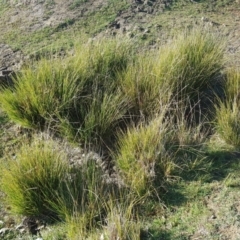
[[15, 223, 25, 230], [210, 214, 217, 219], [0, 227, 11, 235], [19, 228, 27, 234]]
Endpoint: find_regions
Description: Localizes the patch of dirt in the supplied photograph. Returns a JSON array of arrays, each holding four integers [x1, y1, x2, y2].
[[0, 44, 24, 71], [1, 0, 240, 70], [3, 0, 172, 32], [4, 0, 109, 32], [106, 0, 173, 33], [191, 183, 240, 240]]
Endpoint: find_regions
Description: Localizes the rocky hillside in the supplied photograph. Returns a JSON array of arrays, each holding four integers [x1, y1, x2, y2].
[[1, 0, 240, 72], [0, 0, 174, 74], [0, 0, 172, 34]]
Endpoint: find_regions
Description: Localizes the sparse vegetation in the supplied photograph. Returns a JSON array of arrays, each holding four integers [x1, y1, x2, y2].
[[69, 0, 88, 10]]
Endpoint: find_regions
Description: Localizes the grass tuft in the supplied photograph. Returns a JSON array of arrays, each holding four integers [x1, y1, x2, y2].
[[215, 68, 240, 146], [153, 28, 225, 121], [115, 112, 174, 196], [0, 38, 134, 146], [1, 137, 68, 218]]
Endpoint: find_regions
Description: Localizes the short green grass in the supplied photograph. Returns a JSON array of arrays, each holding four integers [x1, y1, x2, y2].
[[0, 0, 130, 57], [0, 0, 238, 59], [148, 139, 240, 239]]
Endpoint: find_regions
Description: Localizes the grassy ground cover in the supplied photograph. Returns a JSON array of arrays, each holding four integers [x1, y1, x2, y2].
[[0, 0, 130, 57], [1, 1, 240, 239], [0, 0, 239, 59], [1, 27, 240, 239]]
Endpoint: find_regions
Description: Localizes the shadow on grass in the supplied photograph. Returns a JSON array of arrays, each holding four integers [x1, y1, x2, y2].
[[0, 114, 7, 125], [144, 148, 240, 239], [143, 150, 240, 240], [206, 150, 240, 181], [143, 228, 189, 240], [143, 229, 172, 240], [175, 148, 240, 184], [150, 148, 240, 211], [160, 184, 187, 207]]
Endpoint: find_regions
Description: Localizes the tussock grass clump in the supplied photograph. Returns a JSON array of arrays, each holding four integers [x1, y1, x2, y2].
[[115, 108, 209, 196], [120, 29, 225, 122], [167, 108, 210, 179], [215, 69, 240, 146], [103, 195, 141, 240], [153, 29, 225, 120], [1, 137, 68, 217], [53, 157, 110, 218], [0, 58, 79, 129], [115, 112, 175, 196], [0, 38, 134, 144], [120, 54, 172, 119], [0, 136, 114, 225], [215, 100, 240, 146], [154, 29, 225, 98], [224, 68, 240, 101], [65, 189, 142, 240], [120, 54, 161, 119], [0, 30, 225, 145]]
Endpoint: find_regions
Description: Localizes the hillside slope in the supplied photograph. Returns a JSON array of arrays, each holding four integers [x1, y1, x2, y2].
[[1, 1, 240, 240], [0, 0, 240, 64]]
